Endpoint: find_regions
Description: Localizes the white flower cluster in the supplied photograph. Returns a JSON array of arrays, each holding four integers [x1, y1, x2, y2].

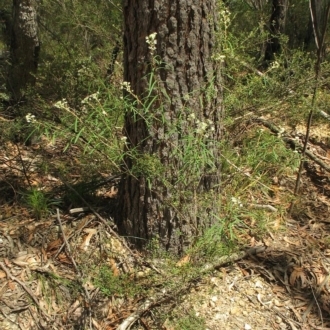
[[187, 113, 215, 137], [54, 99, 69, 110], [187, 113, 196, 121], [220, 8, 231, 29], [270, 61, 280, 69], [213, 54, 226, 62], [81, 92, 100, 104], [146, 32, 157, 55], [277, 126, 285, 137], [77, 64, 93, 77], [121, 81, 133, 94], [231, 197, 243, 208], [25, 113, 36, 123]]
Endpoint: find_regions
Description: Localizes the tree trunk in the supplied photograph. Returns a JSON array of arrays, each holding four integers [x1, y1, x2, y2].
[[305, 0, 330, 56], [7, 0, 39, 101], [116, 0, 223, 255], [0, 9, 12, 47], [264, 0, 288, 62]]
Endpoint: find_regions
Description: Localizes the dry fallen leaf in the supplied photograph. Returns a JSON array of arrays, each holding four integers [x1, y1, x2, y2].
[[8, 281, 16, 291], [289, 267, 307, 287], [176, 254, 190, 267], [46, 239, 63, 255], [80, 228, 97, 251], [108, 258, 120, 277]]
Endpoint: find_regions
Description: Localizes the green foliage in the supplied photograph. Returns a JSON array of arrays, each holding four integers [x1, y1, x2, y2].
[[53, 84, 125, 168], [0, 1, 329, 328], [93, 266, 142, 297], [174, 312, 206, 330], [239, 129, 300, 179], [131, 153, 165, 187], [192, 219, 238, 259], [35, 272, 82, 306], [0, 0, 328, 265], [37, 0, 122, 103], [23, 188, 59, 219]]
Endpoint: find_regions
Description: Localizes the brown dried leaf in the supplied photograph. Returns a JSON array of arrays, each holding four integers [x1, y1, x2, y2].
[[104, 186, 118, 198], [311, 267, 326, 286], [176, 255, 190, 267], [80, 228, 97, 251], [58, 252, 72, 265], [46, 238, 63, 255], [8, 281, 16, 290], [109, 259, 120, 277], [290, 267, 307, 287]]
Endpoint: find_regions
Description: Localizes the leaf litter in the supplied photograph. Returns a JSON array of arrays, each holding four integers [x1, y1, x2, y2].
[[0, 121, 330, 329]]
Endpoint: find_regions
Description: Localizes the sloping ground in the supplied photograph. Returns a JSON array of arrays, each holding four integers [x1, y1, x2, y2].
[[0, 118, 330, 330], [166, 120, 330, 330]]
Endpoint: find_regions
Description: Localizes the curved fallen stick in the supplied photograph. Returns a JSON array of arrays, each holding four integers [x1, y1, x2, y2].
[[116, 246, 266, 330]]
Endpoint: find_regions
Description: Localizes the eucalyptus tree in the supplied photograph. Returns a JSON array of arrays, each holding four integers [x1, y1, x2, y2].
[[7, 0, 39, 101], [116, 0, 223, 254], [264, 0, 288, 61]]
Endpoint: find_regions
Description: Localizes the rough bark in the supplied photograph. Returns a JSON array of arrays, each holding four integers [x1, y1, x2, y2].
[[7, 0, 39, 101], [306, 0, 330, 57], [264, 0, 288, 62], [0, 10, 12, 47], [116, 0, 223, 255]]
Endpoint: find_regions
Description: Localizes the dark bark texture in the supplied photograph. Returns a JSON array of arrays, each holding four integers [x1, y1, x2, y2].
[[7, 0, 39, 101], [307, 0, 330, 58], [0, 10, 12, 47], [117, 0, 222, 254], [264, 0, 288, 62]]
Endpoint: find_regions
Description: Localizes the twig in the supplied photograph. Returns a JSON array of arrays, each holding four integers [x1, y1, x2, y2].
[[253, 117, 330, 173], [55, 209, 91, 301], [311, 285, 323, 326], [116, 246, 266, 330], [117, 299, 153, 330], [69, 207, 90, 214], [56, 209, 80, 274], [53, 211, 96, 259], [220, 152, 271, 190], [0, 115, 11, 122], [320, 110, 330, 121], [56, 209, 93, 328], [57, 175, 141, 265], [255, 293, 300, 330], [0, 306, 22, 329], [250, 204, 277, 212], [0, 262, 50, 320], [15, 143, 32, 189], [302, 268, 330, 324], [291, 0, 330, 211]]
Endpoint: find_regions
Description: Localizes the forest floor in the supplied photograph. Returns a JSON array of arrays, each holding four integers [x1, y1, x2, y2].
[[0, 116, 330, 330]]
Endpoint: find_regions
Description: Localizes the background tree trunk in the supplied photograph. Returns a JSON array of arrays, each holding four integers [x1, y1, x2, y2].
[[306, 0, 330, 57], [7, 0, 39, 101], [264, 0, 288, 62], [116, 0, 223, 254], [0, 9, 12, 47]]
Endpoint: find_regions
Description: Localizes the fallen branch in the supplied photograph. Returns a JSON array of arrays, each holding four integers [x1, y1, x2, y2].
[[0, 262, 50, 321], [57, 175, 146, 267], [320, 110, 330, 121], [56, 209, 92, 326], [116, 246, 266, 330], [252, 117, 330, 173], [56, 209, 80, 274], [250, 204, 277, 212]]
